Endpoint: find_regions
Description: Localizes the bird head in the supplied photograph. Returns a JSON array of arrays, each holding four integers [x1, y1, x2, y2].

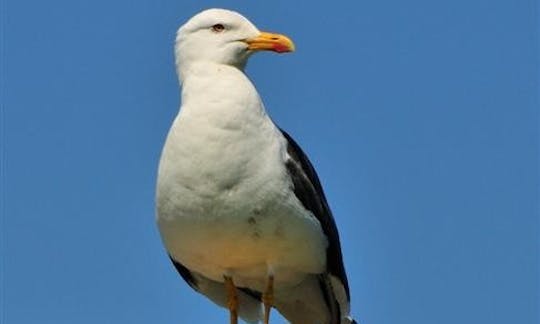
[[175, 8, 295, 79]]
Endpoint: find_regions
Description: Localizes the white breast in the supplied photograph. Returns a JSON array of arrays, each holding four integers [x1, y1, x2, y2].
[[156, 63, 327, 290]]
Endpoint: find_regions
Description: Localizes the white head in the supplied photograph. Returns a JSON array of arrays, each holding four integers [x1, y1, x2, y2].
[[175, 8, 295, 80]]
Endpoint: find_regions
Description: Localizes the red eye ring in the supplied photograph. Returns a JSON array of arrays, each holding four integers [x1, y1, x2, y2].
[[211, 24, 225, 33]]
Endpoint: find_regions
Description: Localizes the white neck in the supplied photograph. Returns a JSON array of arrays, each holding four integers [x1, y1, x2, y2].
[[177, 57, 248, 84], [178, 62, 265, 123]]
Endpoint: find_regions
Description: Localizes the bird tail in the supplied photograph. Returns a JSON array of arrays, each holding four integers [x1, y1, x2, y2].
[[345, 316, 357, 324], [321, 275, 358, 324]]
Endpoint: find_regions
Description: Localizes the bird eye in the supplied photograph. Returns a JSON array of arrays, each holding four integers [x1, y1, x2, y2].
[[211, 24, 225, 33]]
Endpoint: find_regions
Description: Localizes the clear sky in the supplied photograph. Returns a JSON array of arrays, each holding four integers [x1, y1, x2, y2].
[[2, 0, 538, 323]]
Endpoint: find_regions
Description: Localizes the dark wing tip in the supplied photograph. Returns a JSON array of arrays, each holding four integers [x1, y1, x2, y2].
[[280, 129, 351, 300], [169, 255, 198, 289]]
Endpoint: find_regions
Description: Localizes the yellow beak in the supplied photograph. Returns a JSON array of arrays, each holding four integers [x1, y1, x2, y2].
[[245, 31, 295, 53]]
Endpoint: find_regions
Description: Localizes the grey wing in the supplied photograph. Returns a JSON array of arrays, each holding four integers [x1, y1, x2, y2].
[[279, 129, 355, 324], [169, 256, 263, 324]]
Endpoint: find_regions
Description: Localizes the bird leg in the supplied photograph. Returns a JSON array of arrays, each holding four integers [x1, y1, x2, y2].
[[224, 276, 238, 324], [262, 275, 274, 324]]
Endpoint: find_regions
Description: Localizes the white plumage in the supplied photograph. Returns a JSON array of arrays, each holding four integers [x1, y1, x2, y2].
[[156, 8, 356, 324]]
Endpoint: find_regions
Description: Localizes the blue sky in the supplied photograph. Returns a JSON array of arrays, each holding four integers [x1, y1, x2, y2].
[[2, 0, 538, 323]]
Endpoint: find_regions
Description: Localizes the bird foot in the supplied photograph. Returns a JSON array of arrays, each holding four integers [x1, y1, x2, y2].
[[224, 276, 238, 324], [262, 275, 274, 324]]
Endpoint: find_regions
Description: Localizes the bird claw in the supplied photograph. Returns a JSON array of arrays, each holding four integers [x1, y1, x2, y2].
[[262, 275, 274, 324], [224, 276, 238, 324]]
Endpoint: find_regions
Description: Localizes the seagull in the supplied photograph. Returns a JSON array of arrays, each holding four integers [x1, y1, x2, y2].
[[156, 8, 357, 324]]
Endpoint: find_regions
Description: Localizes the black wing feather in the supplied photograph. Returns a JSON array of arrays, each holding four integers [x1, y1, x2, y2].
[[280, 129, 350, 300], [169, 255, 198, 289]]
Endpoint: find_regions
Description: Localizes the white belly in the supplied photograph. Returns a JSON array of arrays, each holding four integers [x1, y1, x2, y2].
[[158, 193, 327, 289], [156, 113, 327, 290]]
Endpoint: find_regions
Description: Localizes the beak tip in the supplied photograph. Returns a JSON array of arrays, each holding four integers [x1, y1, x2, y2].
[[246, 32, 295, 54], [276, 43, 295, 53], [290, 44, 296, 52]]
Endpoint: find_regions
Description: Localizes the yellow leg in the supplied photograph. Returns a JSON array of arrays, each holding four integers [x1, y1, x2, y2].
[[224, 276, 238, 324], [262, 275, 274, 324]]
